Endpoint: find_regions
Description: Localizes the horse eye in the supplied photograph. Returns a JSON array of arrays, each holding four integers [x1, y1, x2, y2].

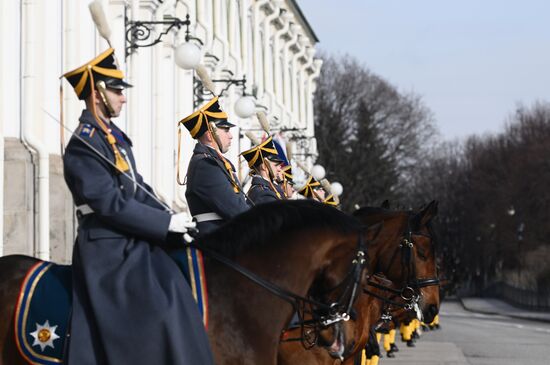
[[416, 247, 428, 260]]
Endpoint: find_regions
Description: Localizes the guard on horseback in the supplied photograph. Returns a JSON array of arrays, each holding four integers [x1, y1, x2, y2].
[[62, 48, 214, 364], [179, 97, 251, 234], [298, 174, 326, 202], [281, 165, 296, 199], [241, 135, 286, 204]]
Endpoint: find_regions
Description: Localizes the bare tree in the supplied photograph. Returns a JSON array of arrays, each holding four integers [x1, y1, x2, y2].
[[408, 102, 550, 294], [314, 54, 437, 211]]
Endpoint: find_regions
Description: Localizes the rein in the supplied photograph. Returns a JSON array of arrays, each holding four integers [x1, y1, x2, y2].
[[188, 231, 368, 343], [188, 241, 330, 310]]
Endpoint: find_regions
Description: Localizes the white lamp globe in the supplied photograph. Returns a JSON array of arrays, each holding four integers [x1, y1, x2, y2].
[[175, 42, 201, 70], [234, 96, 256, 118], [311, 164, 326, 180], [331, 182, 343, 196]]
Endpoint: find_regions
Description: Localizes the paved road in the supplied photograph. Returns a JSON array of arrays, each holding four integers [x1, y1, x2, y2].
[[383, 300, 550, 365]]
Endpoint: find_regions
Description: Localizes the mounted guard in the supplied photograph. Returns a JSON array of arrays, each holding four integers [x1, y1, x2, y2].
[[297, 174, 325, 202], [281, 165, 296, 199], [179, 96, 251, 234], [62, 48, 213, 364], [241, 135, 286, 204]]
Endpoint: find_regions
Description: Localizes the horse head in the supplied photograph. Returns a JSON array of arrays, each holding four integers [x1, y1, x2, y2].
[[353, 201, 440, 324], [407, 200, 440, 323], [306, 222, 384, 360]]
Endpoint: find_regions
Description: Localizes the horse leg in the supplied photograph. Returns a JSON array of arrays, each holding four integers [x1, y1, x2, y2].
[[0, 255, 40, 365]]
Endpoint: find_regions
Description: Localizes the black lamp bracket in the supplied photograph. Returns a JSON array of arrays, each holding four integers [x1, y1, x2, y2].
[[125, 11, 203, 58], [193, 75, 248, 108]]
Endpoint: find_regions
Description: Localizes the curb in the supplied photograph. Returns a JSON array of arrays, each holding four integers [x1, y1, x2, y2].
[[458, 297, 550, 324]]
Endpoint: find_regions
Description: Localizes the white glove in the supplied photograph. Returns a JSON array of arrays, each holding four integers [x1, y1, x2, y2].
[[168, 212, 196, 233]]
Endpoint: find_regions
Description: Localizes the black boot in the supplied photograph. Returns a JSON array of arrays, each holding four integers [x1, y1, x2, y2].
[[407, 340, 415, 347], [390, 343, 399, 352], [386, 351, 396, 358]]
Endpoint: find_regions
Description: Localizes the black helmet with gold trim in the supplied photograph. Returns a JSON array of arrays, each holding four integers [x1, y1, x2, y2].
[[282, 165, 294, 185], [297, 175, 321, 199], [241, 136, 283, 169], [179, 97, 235, 139], [63, 48, 132, 100], [323, 194, 338, 206]]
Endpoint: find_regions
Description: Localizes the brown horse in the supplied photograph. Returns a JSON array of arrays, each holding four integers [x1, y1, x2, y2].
[[277, 201, 441, 365], [0, 200, 383, 365]]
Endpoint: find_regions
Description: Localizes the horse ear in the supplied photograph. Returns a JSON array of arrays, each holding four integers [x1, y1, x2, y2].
[[381, 200, 390, 209], [416, 200, 438, 227], [365, 221, 384, 243]]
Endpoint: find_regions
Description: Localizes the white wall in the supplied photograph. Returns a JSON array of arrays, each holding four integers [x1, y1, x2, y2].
[[2, 0, 22, 139], [1, 0, 322, 257]]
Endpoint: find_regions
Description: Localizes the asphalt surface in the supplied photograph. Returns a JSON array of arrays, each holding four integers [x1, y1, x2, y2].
[[382, 300, 550, 365]]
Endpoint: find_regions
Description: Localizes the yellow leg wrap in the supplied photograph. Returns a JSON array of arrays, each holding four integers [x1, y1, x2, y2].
[[383, 333, 391, 352], [400, 323, 411, 341]]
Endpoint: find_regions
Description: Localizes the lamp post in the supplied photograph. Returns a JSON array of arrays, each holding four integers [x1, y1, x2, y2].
[[507, 206, 525, 285], [516, 222, 524, 283]]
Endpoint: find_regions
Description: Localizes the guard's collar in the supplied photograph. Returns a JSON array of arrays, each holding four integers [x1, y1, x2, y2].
[[78, 110, 132, 146]]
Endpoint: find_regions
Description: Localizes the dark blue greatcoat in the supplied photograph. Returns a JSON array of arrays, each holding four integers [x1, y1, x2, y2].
[[247, 176, 285, 205], [185, 143, 251, 234], [63, 110, 214, 365]]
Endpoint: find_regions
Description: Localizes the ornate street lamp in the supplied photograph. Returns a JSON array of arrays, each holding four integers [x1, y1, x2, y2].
[[125, 11, 204, 61], [311, 164, 326, 181], [193, 74, 255, 118], [234, 96, 256, 119], [330, 182, 343, 197], [174, 41, 202, 70]]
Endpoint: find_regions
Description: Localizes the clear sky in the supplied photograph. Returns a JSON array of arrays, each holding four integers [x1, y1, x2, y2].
[[297, 0, 550, 140]]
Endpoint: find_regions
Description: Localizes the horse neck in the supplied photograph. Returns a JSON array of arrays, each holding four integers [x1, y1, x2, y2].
[[349, 289, 384, 358], [367, 214, 408, 284]]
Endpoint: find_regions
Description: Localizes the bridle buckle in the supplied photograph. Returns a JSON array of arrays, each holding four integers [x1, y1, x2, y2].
[[401, 238, 414, 248], [320, 312, 350, 327]]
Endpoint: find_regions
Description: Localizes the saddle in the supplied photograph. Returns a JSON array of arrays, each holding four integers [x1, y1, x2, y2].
[[13, 248, 208, 365]]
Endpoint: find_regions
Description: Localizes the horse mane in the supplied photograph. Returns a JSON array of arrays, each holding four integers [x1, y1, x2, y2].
[[355, 206, 438, 249], [200, 200, 361, 258], [353, 206, 412, 234], [352, 206, 391, 216]]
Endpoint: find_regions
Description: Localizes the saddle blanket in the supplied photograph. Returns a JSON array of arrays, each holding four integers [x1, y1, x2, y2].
[[14, 247, 208, 365]]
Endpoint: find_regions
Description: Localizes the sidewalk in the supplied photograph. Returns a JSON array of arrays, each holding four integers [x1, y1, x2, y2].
[[459, 297, 550, 323]]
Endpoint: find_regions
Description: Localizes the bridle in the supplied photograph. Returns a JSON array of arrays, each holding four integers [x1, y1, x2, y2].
[[363, 214, 440, 315], [189, 230, 369, 351]]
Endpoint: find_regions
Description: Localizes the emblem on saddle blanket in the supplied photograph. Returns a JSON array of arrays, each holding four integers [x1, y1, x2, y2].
[[14, 249, 208, 365], [14, 262, 71, 365]]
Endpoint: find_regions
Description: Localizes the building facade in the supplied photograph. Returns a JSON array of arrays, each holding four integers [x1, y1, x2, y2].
[[0, 0, 322, 262]]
